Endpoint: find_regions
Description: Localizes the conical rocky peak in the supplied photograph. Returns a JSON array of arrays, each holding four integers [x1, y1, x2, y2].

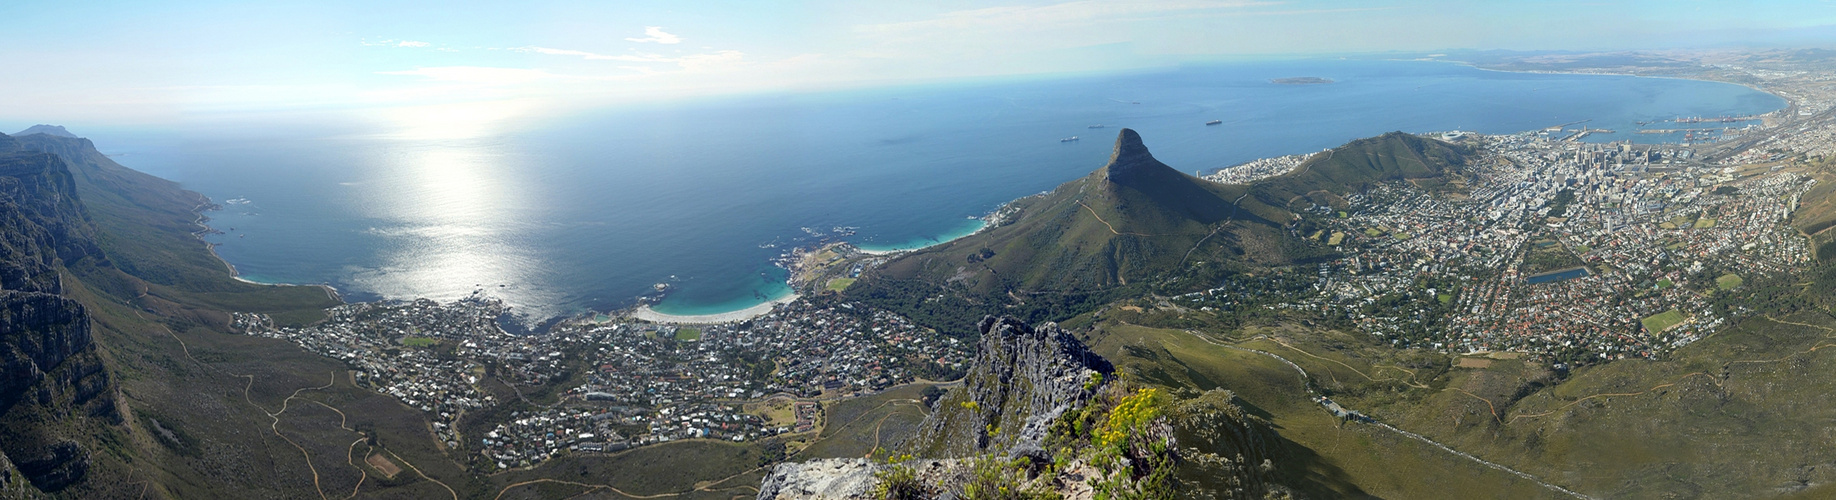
[[1102, 128, 1174, 186]]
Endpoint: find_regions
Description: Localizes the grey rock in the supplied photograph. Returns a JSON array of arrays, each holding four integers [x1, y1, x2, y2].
[[756, 459, 882, 500], [905, 316, 1110, 458]]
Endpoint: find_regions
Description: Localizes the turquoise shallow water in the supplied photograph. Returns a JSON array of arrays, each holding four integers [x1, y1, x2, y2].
[[854, 218, 988, 254], [86, 59, 1785, 324]]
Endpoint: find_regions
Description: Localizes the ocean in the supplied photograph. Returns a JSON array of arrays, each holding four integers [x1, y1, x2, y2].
[[84, 59, 1785, 324]]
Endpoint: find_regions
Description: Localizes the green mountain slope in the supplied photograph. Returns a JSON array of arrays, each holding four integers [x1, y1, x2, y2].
[[0, 131, 372, 498], [852, 129, 1469, 336], [14, 133, 336, 323], [883, 129, 1267, 292]]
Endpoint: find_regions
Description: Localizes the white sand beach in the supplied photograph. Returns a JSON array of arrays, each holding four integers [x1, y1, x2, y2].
[[628, 294, 800, 324]]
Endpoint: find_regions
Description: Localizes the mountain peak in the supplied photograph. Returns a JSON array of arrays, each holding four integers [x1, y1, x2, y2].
[[1102, 128, 1172, 185], [14, 125, 77, 139]]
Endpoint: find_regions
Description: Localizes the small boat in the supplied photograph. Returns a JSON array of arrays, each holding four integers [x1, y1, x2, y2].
[[1060, 136, 1079, 142], [1205, 120, 1223, 126]]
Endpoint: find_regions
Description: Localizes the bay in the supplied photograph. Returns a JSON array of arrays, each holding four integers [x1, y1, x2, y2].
[[86, 59, 1785, 324]]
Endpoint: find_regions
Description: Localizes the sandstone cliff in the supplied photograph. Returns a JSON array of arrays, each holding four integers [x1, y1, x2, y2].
[[0, 134, 118, 493]]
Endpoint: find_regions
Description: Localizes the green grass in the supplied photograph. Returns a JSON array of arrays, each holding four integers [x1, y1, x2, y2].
[[1716, 273, 1744, 290], [1656, 279, 1673, 289], [1387, 312, 1836, 497], [1641, 308, 1687, 334], [1079, 322, 1553, 499], [825, 277, 856, 292], [1327, 231, 1345, 245], [1363, 228, 1384, 237], [675, 327, 702, 341], [1693, 218, 1717, 228], [802, 383, 936, 459], [401, 337, 438, 347], [488, 440, 769, 498]]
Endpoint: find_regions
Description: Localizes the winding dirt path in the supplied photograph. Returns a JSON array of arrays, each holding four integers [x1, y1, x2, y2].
[[1263, 338, 1430, 389], [387, 448, 458, 500], [153, 322, 345, 500], [343, 438, 370, 500], [1077, 200, 1161, 237], [1178, 329, 1588, 499]]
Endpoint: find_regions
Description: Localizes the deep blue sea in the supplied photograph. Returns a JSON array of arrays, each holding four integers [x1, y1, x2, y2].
[[84, 59, 1785, 323]]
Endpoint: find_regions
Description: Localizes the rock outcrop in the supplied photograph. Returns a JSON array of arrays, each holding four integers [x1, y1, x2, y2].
[[906, 316, 1112, 458], [760, 316, 1110, 499], [755, 458, 882, 500], [0, 150, 103, 294], [1101, 128, 1173, 187]]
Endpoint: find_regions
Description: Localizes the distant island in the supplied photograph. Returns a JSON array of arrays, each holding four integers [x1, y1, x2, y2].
[[1271, 76, 1334, 84]]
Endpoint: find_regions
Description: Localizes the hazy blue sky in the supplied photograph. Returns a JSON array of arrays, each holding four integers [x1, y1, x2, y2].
[[3, 0, 1834, 132]]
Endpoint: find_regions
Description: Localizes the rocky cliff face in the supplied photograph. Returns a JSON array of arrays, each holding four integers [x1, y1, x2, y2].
[[760, 316, 1112, 498], [0, 150, 103, 294], [907, 316, 1112, 458], [0, 135, 115, 493], [1102, 128, 1170, 187], [760, 315, 1112, 500]]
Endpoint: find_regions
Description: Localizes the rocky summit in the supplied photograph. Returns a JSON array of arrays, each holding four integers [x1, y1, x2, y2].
[[906, 316, 1111, 458], [759, 316, 1112, 500]]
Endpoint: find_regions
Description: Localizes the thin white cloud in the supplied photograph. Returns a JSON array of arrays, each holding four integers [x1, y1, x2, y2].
[[625, 26, 682, 44], [397, 40, 430, 48]]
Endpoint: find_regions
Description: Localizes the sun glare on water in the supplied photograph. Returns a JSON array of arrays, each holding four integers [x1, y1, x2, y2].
[[346, 108, 565, 320]]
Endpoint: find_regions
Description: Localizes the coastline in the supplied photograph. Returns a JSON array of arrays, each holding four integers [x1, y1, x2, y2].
[[629, 293, 800, 324], [191, 198, 345, 303], [179, 59, 1790, 326], [1415, 57, 1795, 113], [854, 218, 989, 255]]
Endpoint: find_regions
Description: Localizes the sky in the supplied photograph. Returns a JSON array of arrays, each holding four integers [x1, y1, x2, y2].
[[3, 0, 1834, 133]]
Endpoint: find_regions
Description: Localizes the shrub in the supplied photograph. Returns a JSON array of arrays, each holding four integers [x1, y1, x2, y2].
[[963, 455, 1060, 500], [870, 461, 926, 500]]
